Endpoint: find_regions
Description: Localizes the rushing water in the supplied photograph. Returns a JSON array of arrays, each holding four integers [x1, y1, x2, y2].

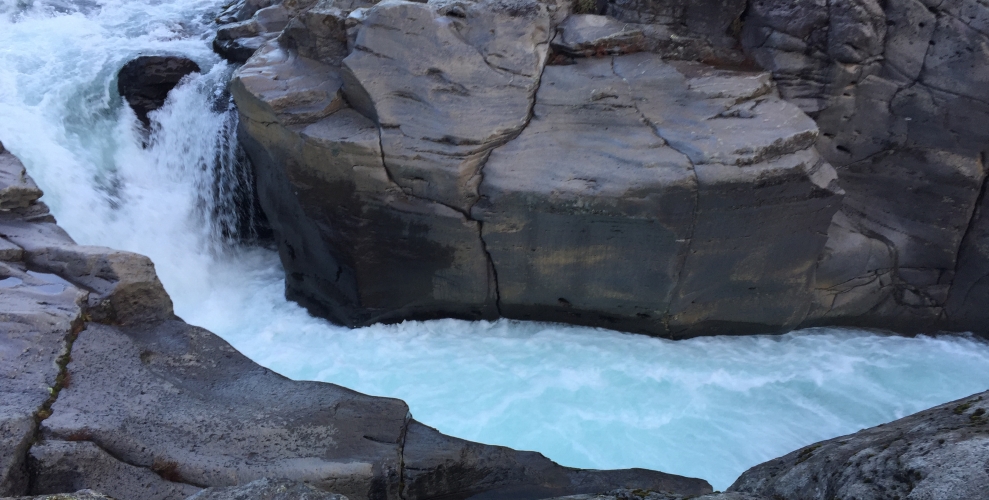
[[3, 0, 989, 491]]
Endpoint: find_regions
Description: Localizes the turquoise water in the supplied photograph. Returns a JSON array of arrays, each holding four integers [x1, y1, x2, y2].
[[2, 0, 988, 490]]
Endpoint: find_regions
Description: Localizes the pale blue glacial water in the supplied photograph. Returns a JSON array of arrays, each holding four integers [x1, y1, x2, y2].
[[1, 0, 988, 491]]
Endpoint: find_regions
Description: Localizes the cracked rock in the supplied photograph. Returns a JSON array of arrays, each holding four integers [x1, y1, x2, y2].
[[729, 390, 989, 500]]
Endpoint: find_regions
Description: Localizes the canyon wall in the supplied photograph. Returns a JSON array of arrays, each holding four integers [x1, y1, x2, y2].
[[224, 0, 989, 337]]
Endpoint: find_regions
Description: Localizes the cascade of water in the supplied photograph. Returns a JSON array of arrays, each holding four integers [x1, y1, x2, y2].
[[2, 0, 988, 491]]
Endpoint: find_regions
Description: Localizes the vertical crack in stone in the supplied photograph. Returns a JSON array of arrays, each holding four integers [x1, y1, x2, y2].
[[22, 316, 85, 495], [396, 412, 412, 500], [942, 149, 989, 322], [611, 55, 699, 338], [466, 35, 554, 319]]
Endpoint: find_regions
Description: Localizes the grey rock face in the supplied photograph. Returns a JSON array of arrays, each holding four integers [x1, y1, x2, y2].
[[742, 0, 989, 333], [474, 55, 840, 335], [232, 0, 842, 336], [729, 390, 989, 500], [187, 478, 348, 500]]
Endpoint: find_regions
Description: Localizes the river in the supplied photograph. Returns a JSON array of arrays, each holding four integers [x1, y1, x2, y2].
[[2, 0, 988, 491]]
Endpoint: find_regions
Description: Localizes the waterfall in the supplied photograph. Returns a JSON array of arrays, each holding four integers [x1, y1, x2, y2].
[[2, 0, 989, 491]]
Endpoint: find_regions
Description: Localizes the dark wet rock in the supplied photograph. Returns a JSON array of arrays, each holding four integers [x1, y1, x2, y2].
[[729, 390, 989, 500], [741, 0, 989, 334], [117, 56, 201, 127], [187, 478, 347, 500]]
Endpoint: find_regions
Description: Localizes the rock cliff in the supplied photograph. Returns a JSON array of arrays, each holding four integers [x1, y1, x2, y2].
[[223, 0, 989, 337], [0, 146, 709, 499]]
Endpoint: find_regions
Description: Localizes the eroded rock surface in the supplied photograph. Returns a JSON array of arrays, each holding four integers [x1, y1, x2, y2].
[[230, 0, 843, 337], [0, 150, 709, 500], [729, 390, 989, 500], [742, 0, 989, 333], [225, 0, 989, 337]]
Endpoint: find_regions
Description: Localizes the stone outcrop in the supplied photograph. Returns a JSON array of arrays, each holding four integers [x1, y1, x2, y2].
[[117, 57, 202, 127], [728, 390, 989, 500], [0, 148, 708, 499], [741, 0, 989, 333], [229, 0, 849, 337], [225, 0, 989, 337]]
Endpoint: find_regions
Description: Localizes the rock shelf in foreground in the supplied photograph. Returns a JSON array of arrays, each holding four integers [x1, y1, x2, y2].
[[0, 147, 707, 499]]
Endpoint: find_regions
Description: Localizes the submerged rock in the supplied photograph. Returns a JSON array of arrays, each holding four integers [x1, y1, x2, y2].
[[117, 56, 201, 127]]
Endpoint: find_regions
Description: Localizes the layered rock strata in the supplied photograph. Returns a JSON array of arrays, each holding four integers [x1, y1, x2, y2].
[[230, 0, 848, 337], [0, 148, 708, 498]]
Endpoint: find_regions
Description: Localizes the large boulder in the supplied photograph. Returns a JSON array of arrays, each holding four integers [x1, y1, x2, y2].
[[729, 390, 989, 500], [225, 0, 989, 336], [117, 56, 201, 127], [231, 0, 843, 336]]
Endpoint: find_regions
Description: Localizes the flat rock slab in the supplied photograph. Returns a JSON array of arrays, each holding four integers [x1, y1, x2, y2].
[[117, 56, 201, 127], [729, 390, 989, 500], [39, 320, 409, 500], [474, 54, 842, 336]]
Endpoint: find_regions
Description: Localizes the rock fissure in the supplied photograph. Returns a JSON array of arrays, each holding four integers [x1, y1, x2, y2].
[[609, 55, 700, 336]]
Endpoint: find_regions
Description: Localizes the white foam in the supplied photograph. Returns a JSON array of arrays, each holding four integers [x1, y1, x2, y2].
[[2, 0, 988, 491]]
